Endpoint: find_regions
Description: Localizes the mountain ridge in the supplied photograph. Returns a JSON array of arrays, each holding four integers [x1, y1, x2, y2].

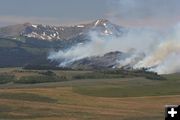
[[0, 19, 124, 41], [0, 19, 127, 68]]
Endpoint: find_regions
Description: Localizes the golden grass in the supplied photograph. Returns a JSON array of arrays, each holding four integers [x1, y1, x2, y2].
[[0, 86, 179, 120], [0, 68, 179, 120]]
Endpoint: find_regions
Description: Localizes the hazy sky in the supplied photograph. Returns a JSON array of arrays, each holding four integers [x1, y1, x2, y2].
[[0, 0, 180, 28]]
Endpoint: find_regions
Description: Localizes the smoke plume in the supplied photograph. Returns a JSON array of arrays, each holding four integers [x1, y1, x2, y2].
[[48, 0, 180, 74], [48, 23, 180, 74], [134, 24, 180, 74]]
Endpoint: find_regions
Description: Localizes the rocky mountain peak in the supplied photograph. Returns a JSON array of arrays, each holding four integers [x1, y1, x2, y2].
[[93, 19, 110, 26], [0, 19, 125, 41]]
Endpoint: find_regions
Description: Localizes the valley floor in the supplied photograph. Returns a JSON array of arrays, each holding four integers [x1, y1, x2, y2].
[[0, 69, 179, 120]]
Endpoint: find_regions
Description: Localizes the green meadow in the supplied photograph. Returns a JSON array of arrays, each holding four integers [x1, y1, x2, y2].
[[0, 68, 179, 120]]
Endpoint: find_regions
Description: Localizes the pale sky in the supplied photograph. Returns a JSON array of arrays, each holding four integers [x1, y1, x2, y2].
[[0, 0, 108, 26], [0, 0, 180, 28]]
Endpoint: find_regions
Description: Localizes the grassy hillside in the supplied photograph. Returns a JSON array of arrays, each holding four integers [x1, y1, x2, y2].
[[0, 68, 179, 120], [0, 37, 83, 67], [0, 38, 54, 67], [0, 68, 163, 85]]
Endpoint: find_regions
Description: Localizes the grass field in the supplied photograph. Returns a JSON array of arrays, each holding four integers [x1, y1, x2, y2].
[[0, 68, 179, 120]]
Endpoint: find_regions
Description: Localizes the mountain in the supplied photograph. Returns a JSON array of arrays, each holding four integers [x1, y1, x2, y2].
[[60, 51, 145, 70], [0, 19, 124, 41], [66, 51, 126, 70], [0, 19, 126, 67]]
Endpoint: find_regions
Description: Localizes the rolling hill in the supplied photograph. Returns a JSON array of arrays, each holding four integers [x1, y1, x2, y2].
[[0, 19, 125, 67]]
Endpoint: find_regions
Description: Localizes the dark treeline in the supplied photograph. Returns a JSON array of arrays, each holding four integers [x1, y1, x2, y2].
[[23, 64, 72, 70]]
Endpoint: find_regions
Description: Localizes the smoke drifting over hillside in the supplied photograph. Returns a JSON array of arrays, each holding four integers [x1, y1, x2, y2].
[[48, 23, 180, 74], [48, 0, 180, 74], [134, 24, 180, 74]]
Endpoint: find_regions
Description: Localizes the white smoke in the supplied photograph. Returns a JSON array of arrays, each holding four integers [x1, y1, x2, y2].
[[48, 0, 180, 74], [150, 54, 180, 74], [134, 24, 180, 74], [48, 23, 180, 74]]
